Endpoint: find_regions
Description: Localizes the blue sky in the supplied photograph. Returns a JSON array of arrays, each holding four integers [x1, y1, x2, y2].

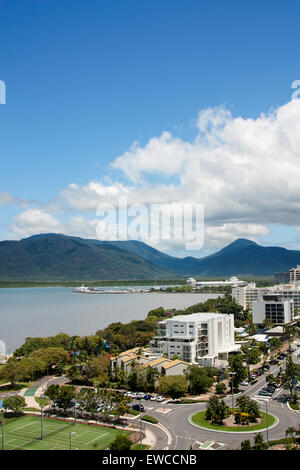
[[1, 0, 300, 256]]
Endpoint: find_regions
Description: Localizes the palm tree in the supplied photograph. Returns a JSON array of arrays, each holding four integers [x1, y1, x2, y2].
[[285, 426, 297, 448], [146, 366, 160, 392]]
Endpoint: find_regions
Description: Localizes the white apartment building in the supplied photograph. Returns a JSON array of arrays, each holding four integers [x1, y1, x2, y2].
[[252, 298, 294, 325], [269, 284, 300, 314], [150, 312, 240, 368], [289, 265, 300, 283], [231, 283, 269, 309]]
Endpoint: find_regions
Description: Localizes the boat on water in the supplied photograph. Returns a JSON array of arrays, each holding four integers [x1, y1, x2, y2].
[[72, 285, 151, 294], [72, 285, 102, 294]]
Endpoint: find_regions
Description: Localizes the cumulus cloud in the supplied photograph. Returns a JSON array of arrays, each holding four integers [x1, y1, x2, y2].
[[7, 99, 300, 254], [11, 209, 63, 238]]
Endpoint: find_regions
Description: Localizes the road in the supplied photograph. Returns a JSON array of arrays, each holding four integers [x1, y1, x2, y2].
[[131, 360, 300, 450]]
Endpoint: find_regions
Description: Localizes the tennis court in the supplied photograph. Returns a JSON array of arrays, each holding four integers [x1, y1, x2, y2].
[[0, 415, 130, 450]]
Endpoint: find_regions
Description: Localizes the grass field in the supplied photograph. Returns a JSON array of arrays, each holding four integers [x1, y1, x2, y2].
[[0, 415, 130, 450]]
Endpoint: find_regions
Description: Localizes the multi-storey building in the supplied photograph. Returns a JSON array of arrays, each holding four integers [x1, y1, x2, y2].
[[252, 296, 294, 325], [150, 312, 240, 368], [232, 281, 300, 316], [231, 283, 269, 309], [289, 265, 300, 283]]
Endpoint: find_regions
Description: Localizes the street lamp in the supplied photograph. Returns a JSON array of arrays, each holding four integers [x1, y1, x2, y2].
[[1, 408, 4, 451], [265, 400, 269, 443], [69, 431, 76, 450], [40, 395, 45, 440], [229, 372, 236, 410], [245, 347, 252, 380], [139, 398, 143, 450]]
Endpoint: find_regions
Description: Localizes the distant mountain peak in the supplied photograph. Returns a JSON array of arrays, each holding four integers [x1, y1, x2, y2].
[[220, 238, 258, 252]]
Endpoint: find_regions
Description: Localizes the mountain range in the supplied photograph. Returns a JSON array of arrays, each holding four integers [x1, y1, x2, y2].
[[0, 233, 300, 280]]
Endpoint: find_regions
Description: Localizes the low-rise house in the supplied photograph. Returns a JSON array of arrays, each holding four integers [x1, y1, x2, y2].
[[161, 359, 190, 376]]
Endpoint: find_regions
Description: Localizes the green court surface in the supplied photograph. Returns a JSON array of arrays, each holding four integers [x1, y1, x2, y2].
[[0, 415, 130, 450]]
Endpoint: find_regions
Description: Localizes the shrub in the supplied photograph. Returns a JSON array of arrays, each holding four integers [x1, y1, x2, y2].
[[141, 415, 158, 424]]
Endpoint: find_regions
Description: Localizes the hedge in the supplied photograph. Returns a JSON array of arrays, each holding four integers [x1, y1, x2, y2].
[[141, 415, 158, 424]]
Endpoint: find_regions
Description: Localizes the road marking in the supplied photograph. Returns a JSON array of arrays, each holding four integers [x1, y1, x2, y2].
[[85, 433, 106, 445]]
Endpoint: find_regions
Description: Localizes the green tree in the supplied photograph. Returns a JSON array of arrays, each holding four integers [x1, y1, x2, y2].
[[0, 359, 31, 386], [228, 354, 247, 392], [45, 384, 60, 409], [109, 434, 133, 450], [215, 383, 226, 395], [282, 355, 300, 398], [205, 396, 230, 424], [55, 385, 76, 412], [3, 395, 26, 414], [159, 375, 188, 399], [148, 367, 160, 392], [240, 439, 252, 450], [269, 337, 281, 356], [236, 394, 260, 422], [285, 426, 297, 448], [185, 365, 214, 395], [253, 433, 268, 450]]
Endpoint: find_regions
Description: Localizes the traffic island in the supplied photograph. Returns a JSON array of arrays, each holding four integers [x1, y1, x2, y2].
[[189, 410, 278, 433]]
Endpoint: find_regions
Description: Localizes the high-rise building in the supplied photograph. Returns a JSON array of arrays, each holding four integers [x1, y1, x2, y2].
[[252, 297, 294, 325], [150, 312, 240, 368]]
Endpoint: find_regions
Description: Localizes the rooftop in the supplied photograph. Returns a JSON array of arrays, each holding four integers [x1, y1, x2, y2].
[[160, 312, 230, 322]]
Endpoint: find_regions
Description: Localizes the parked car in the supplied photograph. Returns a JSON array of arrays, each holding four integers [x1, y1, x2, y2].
[[143, 394, 153, 400], [258, 390, 272, 397], [263, 386, 276, 394], [263, 365, 270, 370], [156, 396, 165, 402], [150, 396, 157, 401], [240, 380, 249, 386], [250, 377, 258, 385], [132, 404, 145, 412]]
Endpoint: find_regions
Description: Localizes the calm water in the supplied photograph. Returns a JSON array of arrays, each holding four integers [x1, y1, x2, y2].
[[0, 287, 222, 352]]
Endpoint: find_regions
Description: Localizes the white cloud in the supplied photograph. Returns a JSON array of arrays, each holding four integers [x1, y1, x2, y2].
[[7, 99, 300, 254], [11, 209, 63, 238]]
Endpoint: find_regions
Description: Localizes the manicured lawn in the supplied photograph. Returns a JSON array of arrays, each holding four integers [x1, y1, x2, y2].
[[289, 402, 300, 410], [189, 410, 277, 433], [0, 414, 131, 450], [131, 443, 150, 450]]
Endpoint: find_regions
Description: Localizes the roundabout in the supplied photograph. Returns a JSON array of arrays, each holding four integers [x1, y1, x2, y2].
[[188, 409, 279, 434]]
